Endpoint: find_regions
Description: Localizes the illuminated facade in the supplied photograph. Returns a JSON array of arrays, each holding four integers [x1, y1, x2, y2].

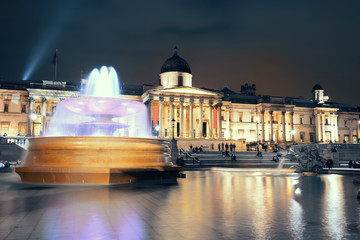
[[0, 48, 359, 147]]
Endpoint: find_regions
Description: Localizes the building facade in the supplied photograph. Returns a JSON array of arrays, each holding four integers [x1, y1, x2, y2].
[[1, 47, 359, 149]]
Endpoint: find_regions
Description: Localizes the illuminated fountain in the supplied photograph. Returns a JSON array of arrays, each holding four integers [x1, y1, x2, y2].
[[16, 66, 182, 184]]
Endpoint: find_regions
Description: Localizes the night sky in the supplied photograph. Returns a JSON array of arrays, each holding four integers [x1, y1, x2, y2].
[[1, 0, 360, 106]]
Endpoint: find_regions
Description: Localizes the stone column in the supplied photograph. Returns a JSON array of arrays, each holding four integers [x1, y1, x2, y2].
[[331, 113, 335, 142], [217, 103, 222, 138], [349, 118, 353, 143], [189, 99, 194, 138], [158, 97, 163, 138], [261, 110, 265, 142], [282, 111, 286, 143], [199, 99, 203, 138], [180, 98, 184, 138], [291, 111, 294, 143], [335, 115, 339, 142], [169, 97, 174, 138], [321, 113, 325, 142], [315, 112, 320, 142], [270, 110, 274, 142], [41, 97, 47, 134], [226, 107, 230, 139], [146, 96, 153, 128], [357, 118, 360, 143], [208, 100, 213, 138], [28, 97, 34, 136]]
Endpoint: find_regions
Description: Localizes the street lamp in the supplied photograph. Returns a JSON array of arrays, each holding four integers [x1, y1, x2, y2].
[[171, 118, 175, 140], [291, 129, 296, 145], [30, 113, 37, 137]]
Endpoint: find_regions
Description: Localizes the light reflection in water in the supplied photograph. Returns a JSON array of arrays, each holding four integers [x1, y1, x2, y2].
[[322, 175, 346, 239]]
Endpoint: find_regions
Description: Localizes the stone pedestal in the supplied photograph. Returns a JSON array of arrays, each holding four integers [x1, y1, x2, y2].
[[170, 138, 179, 163]]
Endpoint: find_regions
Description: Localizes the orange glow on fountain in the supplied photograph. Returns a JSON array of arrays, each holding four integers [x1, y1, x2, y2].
[[16, 66, 181, 184]]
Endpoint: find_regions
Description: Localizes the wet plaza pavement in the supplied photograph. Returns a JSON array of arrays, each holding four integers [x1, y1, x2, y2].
[[1, 170, 360, 240]]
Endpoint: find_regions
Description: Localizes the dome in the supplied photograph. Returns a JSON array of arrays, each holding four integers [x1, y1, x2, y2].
[[160, 47, 191, 74], [312, 84, 323, 92]]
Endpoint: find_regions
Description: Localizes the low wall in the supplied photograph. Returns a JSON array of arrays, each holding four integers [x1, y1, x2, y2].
[[0, 144, 26, 162]]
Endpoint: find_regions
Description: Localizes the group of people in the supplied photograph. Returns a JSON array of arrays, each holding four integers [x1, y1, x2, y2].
[[218, 142, 236, 152], [0, 160, 10, 168], [189, 145, 204, 153]]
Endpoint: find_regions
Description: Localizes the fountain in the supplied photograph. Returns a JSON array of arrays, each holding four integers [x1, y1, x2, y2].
[[15, 66, 182, 184], [284, 145, 325, 174]]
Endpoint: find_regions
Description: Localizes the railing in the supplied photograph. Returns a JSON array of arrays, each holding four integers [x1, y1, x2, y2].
[[179, 148, 201, 165], [0, 136, 29, 145]]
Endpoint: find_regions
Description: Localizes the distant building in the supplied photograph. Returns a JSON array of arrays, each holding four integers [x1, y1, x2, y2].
[[0, 47, 359, 148]]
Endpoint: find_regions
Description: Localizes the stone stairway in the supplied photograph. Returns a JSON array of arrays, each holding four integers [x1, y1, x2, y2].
[[180, 151, 296, 169]]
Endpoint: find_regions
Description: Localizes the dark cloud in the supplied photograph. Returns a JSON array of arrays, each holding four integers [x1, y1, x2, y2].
[[0, 0, 360, 106]]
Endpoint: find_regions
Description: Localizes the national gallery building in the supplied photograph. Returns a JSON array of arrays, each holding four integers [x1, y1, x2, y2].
[[1, 48, 359, 149]]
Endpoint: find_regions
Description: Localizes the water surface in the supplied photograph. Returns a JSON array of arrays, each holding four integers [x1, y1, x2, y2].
[[0, 171, 359, 239]]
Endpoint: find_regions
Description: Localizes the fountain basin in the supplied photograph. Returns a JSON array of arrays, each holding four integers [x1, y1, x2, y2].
[[15, 137, 182, 184]]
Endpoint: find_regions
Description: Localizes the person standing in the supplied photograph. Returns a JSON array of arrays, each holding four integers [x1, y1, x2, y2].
[[218, 143, 221, 151]]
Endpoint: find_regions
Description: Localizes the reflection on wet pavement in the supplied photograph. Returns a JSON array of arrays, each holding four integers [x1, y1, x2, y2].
[[0, 171, 360, 239]]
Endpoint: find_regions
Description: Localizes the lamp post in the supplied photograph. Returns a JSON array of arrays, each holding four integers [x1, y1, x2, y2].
[[171, 118, 175, 140], [30, 113, 37, 137], [291, 129, 296, 145]]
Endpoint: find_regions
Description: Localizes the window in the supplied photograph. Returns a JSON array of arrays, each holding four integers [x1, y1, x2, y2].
[[325, 118, 329, 125], [36, 106, 41, 114], [310, 133, 314, 143], [300, 118, 303, 124], [239, 114, 243, 122], [4, 104, 9, 112], [178, 75, 183, 86], [344, 120, 347, 128], [344, 135, 349, 143], [251, 116, 254, 122], [300, 133, 304, 142], [310, 118, 313, 125], [21, 105, 26, 113]]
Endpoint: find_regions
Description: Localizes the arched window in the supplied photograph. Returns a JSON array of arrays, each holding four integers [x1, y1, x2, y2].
[[36, 106, 41, 114]]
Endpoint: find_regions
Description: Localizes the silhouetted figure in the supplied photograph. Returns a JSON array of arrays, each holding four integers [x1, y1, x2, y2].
[[257, 151, 263, 157], [325, 159, 334, 169], [176, 156, 184, 167]]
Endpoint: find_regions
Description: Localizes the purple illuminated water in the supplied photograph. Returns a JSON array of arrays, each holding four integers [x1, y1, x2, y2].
[[45, 66, 151, 137]]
